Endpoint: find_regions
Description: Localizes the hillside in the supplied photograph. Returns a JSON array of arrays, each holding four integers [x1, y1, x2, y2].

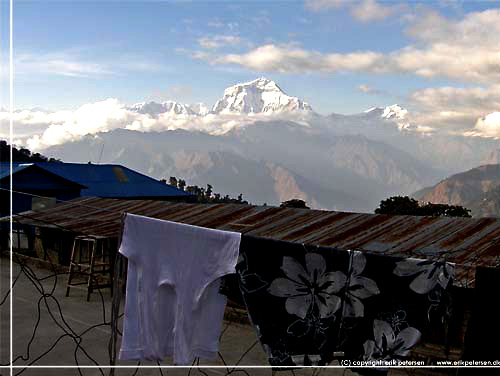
[[414, 164, 500, 217]]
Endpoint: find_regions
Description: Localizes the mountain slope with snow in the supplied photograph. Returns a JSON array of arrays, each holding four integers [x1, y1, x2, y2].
[[212, 78, 313, 114], [129, 101, 195, 116]]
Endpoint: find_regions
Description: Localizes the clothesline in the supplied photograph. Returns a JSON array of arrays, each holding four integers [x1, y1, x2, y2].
[[112, 213, 469, 371]]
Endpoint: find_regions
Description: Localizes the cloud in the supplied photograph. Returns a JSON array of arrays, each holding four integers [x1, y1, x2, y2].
[[397, 8, 500, 83], [3, 99, 313, 150], [191, 8, 500, 85], [12, 50, 167, 78], [15, 52, 113, 78], [304, 0, 347, 11], [358, 84, 383, 95], [405, 84, 500, 135], [305, 0, 406, 22], [201, 44, 386, 74], [250, 11, 272, 27], [472, 112, 500, 138], [208, 20, 224, 28], [350, 0, 403, 22], [410, 85, 500, 114], [23, 99, 135, 149], [198, 35, 242, 50]]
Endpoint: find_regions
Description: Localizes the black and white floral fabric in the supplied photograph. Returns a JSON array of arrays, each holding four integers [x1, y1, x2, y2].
[[236, 235, 455, 368]]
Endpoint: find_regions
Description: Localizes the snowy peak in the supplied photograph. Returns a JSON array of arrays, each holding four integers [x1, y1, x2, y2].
[[130, 101, 205, 116], [188, 103, 209, 116], [129, 101, 170, 116], [362, 104, 408, 120], [381, 104, 408, 120], [162, 101, 194, 115], [212, 77, 313, 114]]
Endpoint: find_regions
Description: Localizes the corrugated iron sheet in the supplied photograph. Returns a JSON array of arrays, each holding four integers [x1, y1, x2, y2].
[[6, 197, 500, 287]]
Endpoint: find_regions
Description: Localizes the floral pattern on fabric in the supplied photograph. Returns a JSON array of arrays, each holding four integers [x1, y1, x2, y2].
[[343, 251, 380, 318], [236, 235, 455, 367], [363, 319, 421, 361], [268, 253, 346, 319], [393, 258, 454, 294]]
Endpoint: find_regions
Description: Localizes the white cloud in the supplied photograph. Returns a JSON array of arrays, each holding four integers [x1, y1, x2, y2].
[[472, 112, 500, 138], [410, 85, 500, 114], [409, 85, 500, 133], [305, 0, 405, 22], [305, 0, 347, 11], [405, 84, 500, 135], [24, 99, 135, 149], [251, 13, 272, 27], [12, 50, 167, 78], [15, 52, 113, 78], [3, 99, 313, 150], [204, 44, 386, 74], [198, 35, 242, 50], [208, 20, 224, 28], [351, 0, 402, 22], [358, 84, 383, 95], [191, 8, 500, 85]]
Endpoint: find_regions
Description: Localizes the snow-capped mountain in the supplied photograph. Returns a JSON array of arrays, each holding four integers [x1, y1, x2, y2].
[[130, 101, 195, 116], [130, 101, 211, 117], [211, 77, 313, 114], [128, 78, 312, 118], [381, 104, 408, 120], [189, 103, 209, 116], [362, 104, 408, 120]]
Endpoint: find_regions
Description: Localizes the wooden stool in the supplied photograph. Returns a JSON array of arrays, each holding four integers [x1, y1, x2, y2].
[[66, 235, 113, 301]]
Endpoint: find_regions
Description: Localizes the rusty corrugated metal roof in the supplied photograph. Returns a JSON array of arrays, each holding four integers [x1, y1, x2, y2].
[[6, 197, 500, 287]]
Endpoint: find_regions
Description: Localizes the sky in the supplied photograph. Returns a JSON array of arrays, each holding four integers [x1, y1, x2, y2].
[[1, 0, 500, 148]]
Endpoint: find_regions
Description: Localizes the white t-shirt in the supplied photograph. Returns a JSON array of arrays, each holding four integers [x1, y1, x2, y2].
[[118, 213, 241, 365]]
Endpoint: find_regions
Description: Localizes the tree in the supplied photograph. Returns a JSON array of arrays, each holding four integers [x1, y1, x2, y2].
[[375, 196, 420, 216], [375, 196, 471, 218], [418, 203, 471, 218], [280, 199, 310, 209], [178, 179, 186, 191], [168, 177, 177, 187], [0, 140, 61, 163], [162, 176, 249, 204]]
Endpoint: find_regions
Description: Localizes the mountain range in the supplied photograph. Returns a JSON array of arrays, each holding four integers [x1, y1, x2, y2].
[[130, 78, 312, 116], [42, 77, 499, 213]]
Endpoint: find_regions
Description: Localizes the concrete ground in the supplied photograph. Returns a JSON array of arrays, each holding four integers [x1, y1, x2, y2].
[[0, 254, 446, 376]]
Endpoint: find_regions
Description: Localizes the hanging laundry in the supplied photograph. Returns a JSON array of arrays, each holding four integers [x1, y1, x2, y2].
[[236, 235, 354, 366], [237, 235, 455, 369], [339, 252, 454, 373], [118, 213, 241, 365]]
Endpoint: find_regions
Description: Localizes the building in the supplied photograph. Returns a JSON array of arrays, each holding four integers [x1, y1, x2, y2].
[[0, 162, 192, 216]]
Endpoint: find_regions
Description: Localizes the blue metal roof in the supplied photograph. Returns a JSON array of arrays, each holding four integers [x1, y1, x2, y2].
[[0, 162, 190, 198], [0, 164, 31, 180]]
